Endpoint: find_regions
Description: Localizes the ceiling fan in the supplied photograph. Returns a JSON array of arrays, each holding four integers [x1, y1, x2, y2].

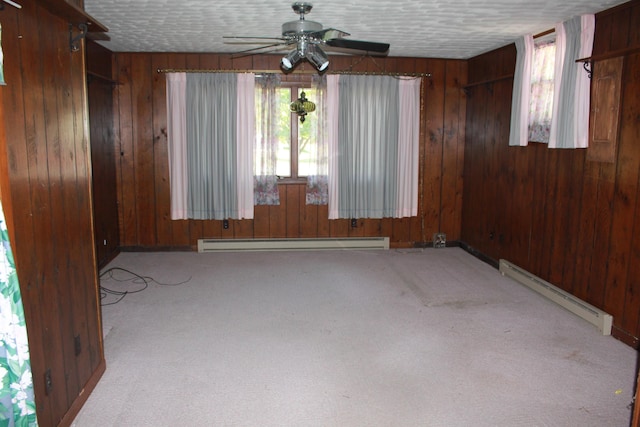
[[223, 2, 390, 72]]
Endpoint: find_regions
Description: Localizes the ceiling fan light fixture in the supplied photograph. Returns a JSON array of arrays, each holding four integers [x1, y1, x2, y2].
[[306, 45, 329, 72], [281, 49, 303, 70], [228, 3, 389, 74]]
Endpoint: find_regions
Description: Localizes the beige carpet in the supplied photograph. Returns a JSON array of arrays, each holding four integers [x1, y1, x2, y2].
[[72, 248, 637, 426]]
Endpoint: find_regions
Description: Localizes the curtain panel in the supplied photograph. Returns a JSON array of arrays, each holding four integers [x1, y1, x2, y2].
[[166, 73, 188, 219], [508, 35, 534, 147], [166, 73, 255, 220], [0, 202, 38, 426], [254, 74, 281, 206], [509, 14, 594, 149], [327, 75, 421, 219], [527, 37, 556, 143], [549, 14, 595, 148], [305, 75, 329, 205]]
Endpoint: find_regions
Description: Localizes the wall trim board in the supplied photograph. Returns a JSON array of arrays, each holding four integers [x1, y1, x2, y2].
[[58, 359, 106, 427]]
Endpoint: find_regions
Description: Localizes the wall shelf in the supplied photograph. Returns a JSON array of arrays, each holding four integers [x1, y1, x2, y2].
[[576, 45, 640, 64], [39, 0, 108, 33]]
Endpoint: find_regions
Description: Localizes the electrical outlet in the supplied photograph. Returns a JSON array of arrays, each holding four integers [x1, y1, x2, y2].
[[433, 233, 446, 248], [223, 219, 229, 229], [351, 218, 358, 228]]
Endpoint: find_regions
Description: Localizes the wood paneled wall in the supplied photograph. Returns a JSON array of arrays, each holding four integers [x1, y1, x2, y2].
[[87, 41, 119, 268], [110, 54, 467, 249], [0, 3, 105, 426], [463, 0, 640, 347]]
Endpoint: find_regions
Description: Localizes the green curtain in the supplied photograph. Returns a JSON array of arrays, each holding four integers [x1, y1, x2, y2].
[[0, 202, 38, 426]]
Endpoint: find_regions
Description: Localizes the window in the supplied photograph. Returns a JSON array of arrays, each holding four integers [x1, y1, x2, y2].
[[509, 14, 594, 148], [527, 34, 556, 143], [257, 81, 319, 181]]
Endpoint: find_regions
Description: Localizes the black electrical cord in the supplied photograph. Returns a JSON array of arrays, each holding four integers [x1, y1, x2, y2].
[[98, 266, 191, 306]]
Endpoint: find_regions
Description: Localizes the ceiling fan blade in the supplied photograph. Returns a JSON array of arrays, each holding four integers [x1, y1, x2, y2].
[[230, 42, 293, 59], [223, 36, 287, 45], [309, 28, 350, 41], [325, 39, 390, 54]]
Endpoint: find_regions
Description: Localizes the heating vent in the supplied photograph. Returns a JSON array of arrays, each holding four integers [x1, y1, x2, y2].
[[198, 237, 390, 252], [499, 259, 612, 335]]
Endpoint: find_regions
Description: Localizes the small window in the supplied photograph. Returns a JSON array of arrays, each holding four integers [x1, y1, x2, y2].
[[269, 85, 319, 180], [527, 34, 556, 143]]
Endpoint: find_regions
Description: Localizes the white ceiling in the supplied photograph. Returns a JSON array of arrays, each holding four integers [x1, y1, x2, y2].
[[84, 0, 626, 59]]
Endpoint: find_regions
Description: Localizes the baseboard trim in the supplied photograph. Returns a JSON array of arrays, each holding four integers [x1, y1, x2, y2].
[[458, 242, 499, 268], [611, 326, 640, 349], [58, 358, 106, 427]]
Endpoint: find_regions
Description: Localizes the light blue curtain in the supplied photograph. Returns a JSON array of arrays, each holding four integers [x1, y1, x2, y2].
[[549, 14, 595, 148], [186, 73, 251, 219], [336, 75, 400, 218], [0, 202, 38, 426], [254, 74, 281, 206], [186, 73, 239, 219], [167, 73, 255, 219]]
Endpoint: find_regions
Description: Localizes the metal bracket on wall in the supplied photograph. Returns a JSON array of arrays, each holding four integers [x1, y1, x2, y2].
[[583, 61, 593, 79], [69, 23, 88, 52]]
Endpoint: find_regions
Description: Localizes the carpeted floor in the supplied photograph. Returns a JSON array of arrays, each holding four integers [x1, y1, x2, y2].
[[72, 248, 637, 426]]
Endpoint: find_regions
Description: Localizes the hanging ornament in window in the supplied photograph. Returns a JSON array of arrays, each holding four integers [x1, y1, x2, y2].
[[289, 91, 316, 123]]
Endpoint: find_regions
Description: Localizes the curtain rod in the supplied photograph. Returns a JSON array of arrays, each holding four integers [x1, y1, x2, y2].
[[156, 68, 432, 78]]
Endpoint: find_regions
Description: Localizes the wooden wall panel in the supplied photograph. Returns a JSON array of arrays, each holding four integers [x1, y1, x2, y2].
[[150, 53, 173, 247], [612, 52, 640, 338], [422, 59, 446, 243], [0, 3, 105, 426], [28, 5, 74, 421], [87, 41, 119, 268], [110, 54, 467, 248], [131, 55, 156, 246], [462, 0, 640, 347], [115, 54, 137, 247], [440, 60, 467, 242]]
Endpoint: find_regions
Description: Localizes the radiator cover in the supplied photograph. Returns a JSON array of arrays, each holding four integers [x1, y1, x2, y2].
[[499, 259, 613, 335], [198, 237, 390, 252]]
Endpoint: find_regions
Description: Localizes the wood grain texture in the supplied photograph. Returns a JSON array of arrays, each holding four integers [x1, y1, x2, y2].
[[0, 3, 105, 426], [88, 42, 119, 268], [588, 57, 624, 163], [462, 1, 640, 347], [110, 54, 467, 248]]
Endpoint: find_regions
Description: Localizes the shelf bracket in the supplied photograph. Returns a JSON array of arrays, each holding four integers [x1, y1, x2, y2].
[[69, 23, 88, 52], [582, 60, 593, 79]]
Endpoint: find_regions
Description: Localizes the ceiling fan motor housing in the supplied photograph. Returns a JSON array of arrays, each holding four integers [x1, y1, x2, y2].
[[282, 19, 322, 37]]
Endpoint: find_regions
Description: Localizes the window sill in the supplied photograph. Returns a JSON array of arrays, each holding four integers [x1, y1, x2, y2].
[[277, 178, 308, 185]]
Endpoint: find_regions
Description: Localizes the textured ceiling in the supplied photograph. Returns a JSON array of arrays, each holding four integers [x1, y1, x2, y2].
[[84, 0, 626, 59]]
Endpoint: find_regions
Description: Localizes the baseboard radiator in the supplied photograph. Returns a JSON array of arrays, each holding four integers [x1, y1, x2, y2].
[[198, 237, 390, 253], [499, 259, 613, 336]]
